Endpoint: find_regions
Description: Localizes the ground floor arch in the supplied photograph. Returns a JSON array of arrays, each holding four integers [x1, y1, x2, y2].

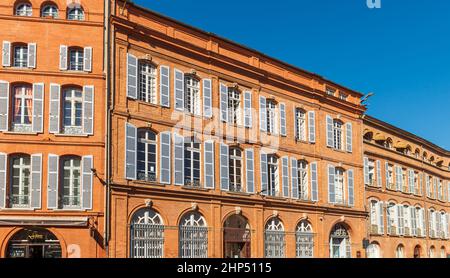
[[223, 214, 251, 258], [6, 227, 62, 258]]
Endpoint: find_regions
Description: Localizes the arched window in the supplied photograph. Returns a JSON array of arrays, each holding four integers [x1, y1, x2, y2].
[[184, 76, 200, 115], [13, 44, 28, 68], [138, 61, 157, 104], [63, 87, 83, 134], [429, 246, 436, 258], [15, 3, 32, 16], [366, 243, 381, 258], [229, 148, 242, 192], [363, 131, 373, 141], [179, 212, 208, 258], [396, 244, 405, 258], [267, 155, 279, 197], [295, 109, 307, 141], [414, 149, 420, 159], [330, 224, 351, 258], [297, 160, 308, 200], [296, 220, 313, 258], [440, 247, 446, 258], [67, 6, 84, 21], [41, 4, 58, 18], [137, 129, 157, 182], [264, 217, 285, 258], [333, 120, 343, 150], [369, 200, 383, 235], [130, 208, 164, 258], [228, 87, 241, 124], [385, 138, 393, 149], [334, 167, 345, 204], [414, 245, 422, 258], [68, 47, 84, 71], [11, 84, 33, 132], [9, 154, 31, 208], [60, 156, 81, 209], [184, 138, 201, 187], [266, 100, 278, 134]]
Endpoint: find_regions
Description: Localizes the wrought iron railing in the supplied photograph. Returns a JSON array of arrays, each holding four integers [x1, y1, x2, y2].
[[130, 224, 164, 258]]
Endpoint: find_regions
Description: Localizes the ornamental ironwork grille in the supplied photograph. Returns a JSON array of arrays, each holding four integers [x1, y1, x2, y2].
[[296, 221, 314, 258], [264, 218, 285, 258], [179, 213, 208, 258], [130, 209, 164, 258]]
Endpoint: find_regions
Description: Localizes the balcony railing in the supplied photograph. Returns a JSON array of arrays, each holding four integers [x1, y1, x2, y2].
[[10, 194, 30, 208], [62, 195, 81, 208], [370, 224, 379, 235], [404, 227, 410, 236], [184, 179, 202, 189], [229, 183, 243, 193], [137, 172, 157, 183], [389, 226, 397, 236]]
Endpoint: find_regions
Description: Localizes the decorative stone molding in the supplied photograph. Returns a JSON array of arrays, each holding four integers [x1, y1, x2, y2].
[[144, 199, 153, 207], [235, 207, 242, 215], [191, 202, 198, 211]]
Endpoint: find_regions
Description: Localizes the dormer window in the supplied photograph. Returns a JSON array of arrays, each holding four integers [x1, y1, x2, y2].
[[326, 87, 336, 96]]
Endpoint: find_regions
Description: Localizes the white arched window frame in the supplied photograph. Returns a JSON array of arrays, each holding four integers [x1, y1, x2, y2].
[[366, 243, 381, 258], [396, 245, 405, 258], [264, 217, 285, 258], [295, 220, 313, 258], [130, 208, 164, 258], [330, 224, 351, 258], [67, 7, 84, 21], [15, 3, 32, 16], [179, 212, 208, 258], [41, 4, 58, 18]]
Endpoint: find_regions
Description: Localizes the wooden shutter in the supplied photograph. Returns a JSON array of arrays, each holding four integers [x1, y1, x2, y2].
[[328, 165, 335, 203], [125, 123, 137, 180], [32, 83, 44, 133], [259, 96, 266, 132], [308, 111, 316, 143], [81, 155, 93, 210], [49, 83, 61, 134], [2, 41, 11, 67], [326, 115, 333, 147], [279, 103, 286, 136], [220, 143, 229, 191], [204, 141, 215, 189], [220, 83, 228, 122], [376, 160, 382, 187], [0, 153, 6, 208], [203, 79, 212, 118], [159, 132, 171, 184], [245, 149, 255, 193], [348, 169, 354, 206], [0, 81, 9, 131], [174, 69, 184, 111], [290, 158, 298, 199], [281, 156, 289, 197], [173, 133, 184, 185], [310, 162, 318, 202], [59, 45, 68, 70], [27, 43, 36, 68], [47, 154, 59, 209], [126, 53, 138, 99], [364, 157, 369, 185], [260, 151, 268, 195], [346, 122, 352, 152], [83, 46, 92, 72], [385, 162, 390, 189], [378, 202, 384, 234], [30, 154, 42, 209], [244, 91, 252, 128], [83, 85, 94, 135], [160, 66, 170, 107]]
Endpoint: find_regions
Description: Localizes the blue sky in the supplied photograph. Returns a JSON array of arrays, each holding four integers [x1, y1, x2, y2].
[[134, 0, 450, 149]]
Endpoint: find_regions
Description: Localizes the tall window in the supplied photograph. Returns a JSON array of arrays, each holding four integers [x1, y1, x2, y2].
[[179, 212, 208, 258], [297, 160, 308, 200], [10, 155, 31, 208], [330, 224, 351, 258], [387, 203, 397, 235], [429, 209, 436, 238], [61, 157, 81, 209], [13, 45, 28, 68], [41, 5, 58, 18], [130, 208, 164, 258], [396, 245, 405, 258], [63, 88, 83, 134], [184, 139, 201, 187], [296, 220, 313, 258], [266, 100, 278, 134], [368, 159, 375, 186], [429, 246, 435, 258], [401, 168, 407, 192], [334, 168, 345, 204], [138, 62, 157, 104], [137, 130, 157, 182], [267, 155, 279, 197], [228, 87, 241, 124], [264, 218, 285, 258], [68, 48, 84, 71], [440, 247, 446, 258], [229, 148, 242, 192], [295, 109, 306, 141], [184, 76, 200, 115], [366, 243, 381, 258], [12, 85, 33, 132], [67, 7, 84, 20], [15, 3, 32, 16], [333, 120, 343, 150], [387, 164, 394, 189]]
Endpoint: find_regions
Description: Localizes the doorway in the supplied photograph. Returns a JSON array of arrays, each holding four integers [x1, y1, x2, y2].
[[6, 228, 62, 258], [223, 215, 251, 258]]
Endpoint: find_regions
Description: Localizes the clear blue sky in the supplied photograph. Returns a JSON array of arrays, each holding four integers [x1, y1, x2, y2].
[[134, 0, 450, 150]]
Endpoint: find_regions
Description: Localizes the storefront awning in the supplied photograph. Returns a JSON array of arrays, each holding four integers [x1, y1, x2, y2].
[[0, 216, 89, 227]]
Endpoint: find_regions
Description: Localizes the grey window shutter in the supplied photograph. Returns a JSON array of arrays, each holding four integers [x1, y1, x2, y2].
[[260, 151, 268, 195], [220, 83, 228, 122], [279, 103, 286, 136], [433, 177, 437, 199], [385, 162, 390, 188], [426, 175, 430, 197], [203, 79, 212, 118], [160, 132, 171, 184], [47, 154, 59, 209], [49, 83, 61, 134], [174, 69, 184, 111], [448, 181, 450, 203], [376, 160, 382, 187], [245, 148, 254, 193], [0, 153, 6, 208], [409, 169, 414, 194], [326, 115, 333, 147], [82, 155, 93, 210], [83, 46, 92, 72], [419, 173, 423, 195], [0, 81, 9, 131], [32, 83, 44, 133], [125, 122, 137, 180], [244, 91, 252, 128], [2, 41, 11, 67], [204, 141, 215, 189], [328, 165, 335, 203], [290, 157, 298, 199], [173, 133, 184, 185], [83, 85, 94, 135], [59, 45, 67, 70], [395, 166, 401, 191], [220, 143, 229, 191], [348, 169, 354, 206], [126, 53, 138, 99], [364, 157, 369, 185], [160, 66, 170, 107], [378, 202, 384, 234], [308, 111, 316, 143], [259, 96, 267, 132], [293, 108, 298, 141], [346, 122, 352, 152], [310, 162, 318, 202], [30, 154, 42, 209], [27, 43, 36, 69], [281, 156, 289, 197]]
